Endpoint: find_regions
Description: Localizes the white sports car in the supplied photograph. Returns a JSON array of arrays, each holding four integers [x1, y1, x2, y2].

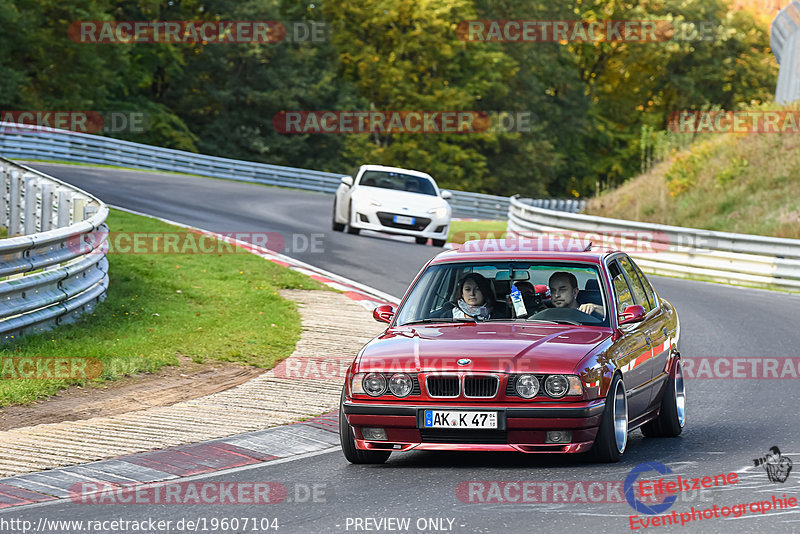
[[332, 165, 452, 246]]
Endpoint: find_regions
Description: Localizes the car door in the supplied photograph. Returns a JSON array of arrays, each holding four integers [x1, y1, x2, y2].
[[607, 258, 651, 422], [629, 258, 673, 409], [617, 255, 671, 413]]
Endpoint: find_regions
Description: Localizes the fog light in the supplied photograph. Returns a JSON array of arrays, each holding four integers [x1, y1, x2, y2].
[[546, 431, 572, 444], [361, 427, 387, 441]]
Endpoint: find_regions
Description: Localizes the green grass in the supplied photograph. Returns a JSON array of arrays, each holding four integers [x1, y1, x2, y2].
[[448, 219, 508, 243], [0, 208, 327, 406]]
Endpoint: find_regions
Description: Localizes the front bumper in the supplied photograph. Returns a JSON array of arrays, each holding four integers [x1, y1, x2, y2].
[[342, 401, 605, 453], [349, 204, 449, 239]]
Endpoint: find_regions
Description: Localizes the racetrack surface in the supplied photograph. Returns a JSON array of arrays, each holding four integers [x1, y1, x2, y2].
[[10, 162, 800, 533]]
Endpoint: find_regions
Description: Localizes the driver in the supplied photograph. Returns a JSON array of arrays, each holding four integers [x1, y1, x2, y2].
[[453, 273, 496, 320], [548, 272, 604, 320]]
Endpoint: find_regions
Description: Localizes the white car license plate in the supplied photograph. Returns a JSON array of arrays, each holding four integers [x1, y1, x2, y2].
[[393, 215, 415, 225], [423, 410, 497, 429]]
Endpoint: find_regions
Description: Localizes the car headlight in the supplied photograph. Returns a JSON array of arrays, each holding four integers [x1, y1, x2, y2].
[[388, 373, 413, 397], [515, 374, 540, 398], [427, 206, 447, 218], [363, 372, 387, 396], [544, 374, 569, 398]]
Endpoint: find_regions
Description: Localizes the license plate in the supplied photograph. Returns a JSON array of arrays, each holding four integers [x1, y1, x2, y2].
[[393, 215, 415, 225], [423, 410, 498, 429]]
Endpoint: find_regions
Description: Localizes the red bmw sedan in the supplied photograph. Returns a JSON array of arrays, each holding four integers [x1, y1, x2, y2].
[[339, 239, 685, 463]]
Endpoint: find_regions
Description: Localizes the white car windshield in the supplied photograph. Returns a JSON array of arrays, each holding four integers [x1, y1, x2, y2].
[[395, 262, 609, 327], [359, 171, 437, 196]]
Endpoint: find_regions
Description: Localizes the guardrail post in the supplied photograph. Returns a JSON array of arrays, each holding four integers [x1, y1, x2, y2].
[[40, 183, 55, 231], [771, 1, 800, 104], [24, 175, 40, 235], [0, 167, 7, 229], [9, 170, 21, 236], [57, 189, 71, 228], [72, 197, 87, 223]]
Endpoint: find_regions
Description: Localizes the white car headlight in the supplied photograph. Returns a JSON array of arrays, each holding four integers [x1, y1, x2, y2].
[[427, 206, 447, 218]]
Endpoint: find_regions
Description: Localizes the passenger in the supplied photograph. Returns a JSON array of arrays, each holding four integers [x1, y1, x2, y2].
[[453, 273, 496, 320], [548, 272, 604, 319]]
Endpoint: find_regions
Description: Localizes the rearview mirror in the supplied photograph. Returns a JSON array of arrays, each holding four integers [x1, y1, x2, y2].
[[440, 190, 452, 200], [618, 305, 646, 325], [341, 176, 353, 187], [373, 304, 396, 323]]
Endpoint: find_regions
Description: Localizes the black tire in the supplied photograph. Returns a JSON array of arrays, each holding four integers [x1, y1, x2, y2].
[[432, 239, 446, 247], [332, 199, 345, 232], [641, 358, 685, 438], [591, 374, 628, 463], [339, 390, 391, 464], [346, 204, 360, 235], [415, 237, 428, 245]]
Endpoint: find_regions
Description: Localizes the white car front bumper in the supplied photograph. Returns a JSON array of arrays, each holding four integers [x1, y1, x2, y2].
[[349, 203, 450, 239]]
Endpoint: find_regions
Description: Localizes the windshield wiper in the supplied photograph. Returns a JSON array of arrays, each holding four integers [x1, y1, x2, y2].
[[401, 318, 476, 326]]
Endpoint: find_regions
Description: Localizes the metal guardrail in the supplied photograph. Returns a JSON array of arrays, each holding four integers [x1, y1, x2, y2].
[[0, 123, 586, 220], [0, 157, 109, 342], [508, 196, 800, 291]]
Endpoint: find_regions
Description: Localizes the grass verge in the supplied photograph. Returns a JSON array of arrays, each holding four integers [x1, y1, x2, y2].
[[0, 208, 327, 406], [585, 112, 800, 239]]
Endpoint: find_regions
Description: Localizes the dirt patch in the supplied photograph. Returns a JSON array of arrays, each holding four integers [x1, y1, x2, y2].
[[0, 357, 264, 431]]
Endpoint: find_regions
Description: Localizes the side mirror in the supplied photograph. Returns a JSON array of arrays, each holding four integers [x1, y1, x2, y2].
[[373, 304, 396, 323], [440, 190, 452, 200], [618, 305, 646, 326], [341, 176, 353, 187]]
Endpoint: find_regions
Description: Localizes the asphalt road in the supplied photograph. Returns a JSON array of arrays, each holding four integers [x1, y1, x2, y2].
[[11, 162, 800, 534]]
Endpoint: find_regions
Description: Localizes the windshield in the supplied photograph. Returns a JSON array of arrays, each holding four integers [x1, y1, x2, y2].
[[358, 171, 437, 196], [395, 262, 609, 327]]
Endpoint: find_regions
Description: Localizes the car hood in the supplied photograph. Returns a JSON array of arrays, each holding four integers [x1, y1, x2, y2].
[[357, 323, 610, 375], [355, 187, 448, 212]]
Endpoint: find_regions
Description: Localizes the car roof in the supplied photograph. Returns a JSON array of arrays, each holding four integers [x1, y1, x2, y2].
[[431, 239, 620, 265], [359, 164, 433, 180]]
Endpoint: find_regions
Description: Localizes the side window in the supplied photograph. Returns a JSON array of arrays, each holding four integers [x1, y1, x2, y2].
[[619, 256, 653, 312], [609, 261, 634, 312], [631, 260, 658, 310]]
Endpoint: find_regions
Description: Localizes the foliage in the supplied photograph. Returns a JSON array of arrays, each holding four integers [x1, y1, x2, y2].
[[0, 0, 778, 197]]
